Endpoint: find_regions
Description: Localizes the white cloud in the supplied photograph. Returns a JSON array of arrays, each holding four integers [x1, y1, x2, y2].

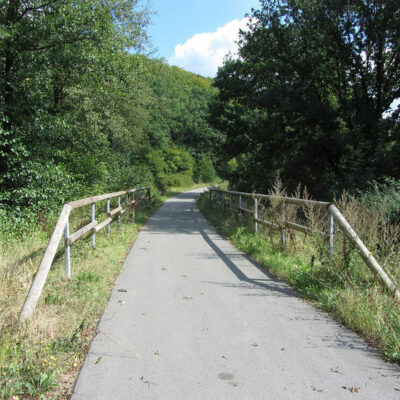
[[168, 18, 250, 77]]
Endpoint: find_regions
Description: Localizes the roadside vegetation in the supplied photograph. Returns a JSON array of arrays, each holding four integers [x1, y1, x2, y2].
[[1, 0, 400, 397], [0, 183, 212, 400], [198, 180, 400, 364]]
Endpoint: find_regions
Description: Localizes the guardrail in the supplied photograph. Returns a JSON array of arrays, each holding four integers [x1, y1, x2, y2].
[[19, 187, 151, 323], [209, 187, 400, 301]]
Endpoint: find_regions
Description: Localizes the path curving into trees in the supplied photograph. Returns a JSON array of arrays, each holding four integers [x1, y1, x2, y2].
[[72, 189, 400, 399]]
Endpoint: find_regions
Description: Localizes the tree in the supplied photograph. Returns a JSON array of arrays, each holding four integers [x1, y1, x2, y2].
[[212, 0, 400, 198], [0, 0, 151, 219]]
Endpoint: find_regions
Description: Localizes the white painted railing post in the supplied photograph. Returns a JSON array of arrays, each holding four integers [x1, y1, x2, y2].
[[91, 203, 96, 249], [329, 213, 334, 255], [239, 195, 242, 223], [64, 216, 71, 279], [254, 197, 258, 235], [281, 202, 286, 246], [117, 196, 121, 225], [107, 199, 110, 236]]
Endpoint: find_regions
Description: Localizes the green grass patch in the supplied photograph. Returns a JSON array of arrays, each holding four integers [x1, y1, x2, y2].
[[197, 192, 400, 364]]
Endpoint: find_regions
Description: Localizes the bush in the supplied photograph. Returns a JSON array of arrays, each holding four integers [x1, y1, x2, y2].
[[356, 178, 400, 223], [0, 160, 79, 234], [193, 157, 216, 183], [147, 146, 194, 191]]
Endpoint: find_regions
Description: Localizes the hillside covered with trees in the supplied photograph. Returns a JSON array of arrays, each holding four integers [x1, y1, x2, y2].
[[211, 0, 400, 200], [2, 0, 400, 231], [0, 0, 223, 233]]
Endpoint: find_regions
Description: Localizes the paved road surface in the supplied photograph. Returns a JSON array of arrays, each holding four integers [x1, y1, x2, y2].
[[72, 189, 400, 399]]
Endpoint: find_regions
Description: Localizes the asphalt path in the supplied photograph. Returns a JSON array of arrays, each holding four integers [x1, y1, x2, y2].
[[72, 189, 400, 399]]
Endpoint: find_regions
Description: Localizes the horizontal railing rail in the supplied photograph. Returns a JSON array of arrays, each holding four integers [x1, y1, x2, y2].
[[19, 187, 151, 323], [209, 187, 400, 301]]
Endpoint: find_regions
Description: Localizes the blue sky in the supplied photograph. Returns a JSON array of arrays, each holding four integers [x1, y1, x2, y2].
[[147, 0, 261, 77]]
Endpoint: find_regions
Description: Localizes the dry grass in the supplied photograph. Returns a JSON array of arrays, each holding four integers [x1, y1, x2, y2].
[[0, 196, 161, 399], [0, 184, 208, 399]]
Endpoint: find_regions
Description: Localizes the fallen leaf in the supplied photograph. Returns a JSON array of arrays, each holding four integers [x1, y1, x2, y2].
[[95, 357, 102, 364], [252, 343, 258, 347], [118, 289, 128, 292], [343, 386, 360, 393], [154, 350, 161, 356]]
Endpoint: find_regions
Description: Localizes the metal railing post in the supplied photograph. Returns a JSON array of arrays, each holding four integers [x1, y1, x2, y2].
[[117, 196, 121, 225], [281, 202, 286, 246], [229, 194, 232, 214], [254, 197, 258, 234], [329, 213, 334, 255], [222, 192, 225, 212], [64, 217, 71, 279], [107, 199, 110, 237], [91, 203, 96, 249], [239, 195, 242, 223]]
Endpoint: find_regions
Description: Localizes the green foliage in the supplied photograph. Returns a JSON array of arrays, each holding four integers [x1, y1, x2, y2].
[[143, 61, 225, 158], [147, 147, 194, 191], [25, 372, 58, 398], [356, 178, 400, 223], [211, 0, 400, 198], [193, 157, 216, 183], [0, 1, 223, 235]]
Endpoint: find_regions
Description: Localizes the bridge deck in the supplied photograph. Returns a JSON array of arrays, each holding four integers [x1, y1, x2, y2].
[[72, 189, 400, 399]]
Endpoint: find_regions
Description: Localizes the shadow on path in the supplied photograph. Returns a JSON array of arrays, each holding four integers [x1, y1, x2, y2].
[[199, 229, 295, 298]]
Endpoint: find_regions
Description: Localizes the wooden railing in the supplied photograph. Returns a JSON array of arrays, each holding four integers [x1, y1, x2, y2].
[[209, 187, 400, 301], [19, 187, 151, 323]]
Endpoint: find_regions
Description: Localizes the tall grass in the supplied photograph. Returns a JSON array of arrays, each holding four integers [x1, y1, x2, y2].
[[197, 182, 400, 363]]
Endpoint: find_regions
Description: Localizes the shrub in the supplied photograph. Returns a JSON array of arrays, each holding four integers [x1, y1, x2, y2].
[[193, 157, 216, 183], [147, 146, 194, 191]]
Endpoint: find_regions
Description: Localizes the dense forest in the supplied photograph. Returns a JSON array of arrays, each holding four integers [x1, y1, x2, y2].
[[1, 0, 400, 233], [212, 0, 400, 200], [0, 0, 223, 233]]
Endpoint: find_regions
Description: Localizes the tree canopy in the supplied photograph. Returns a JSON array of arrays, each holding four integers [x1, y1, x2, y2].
[[212, 0, 400, 199], [0, 1, 222, 232]]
